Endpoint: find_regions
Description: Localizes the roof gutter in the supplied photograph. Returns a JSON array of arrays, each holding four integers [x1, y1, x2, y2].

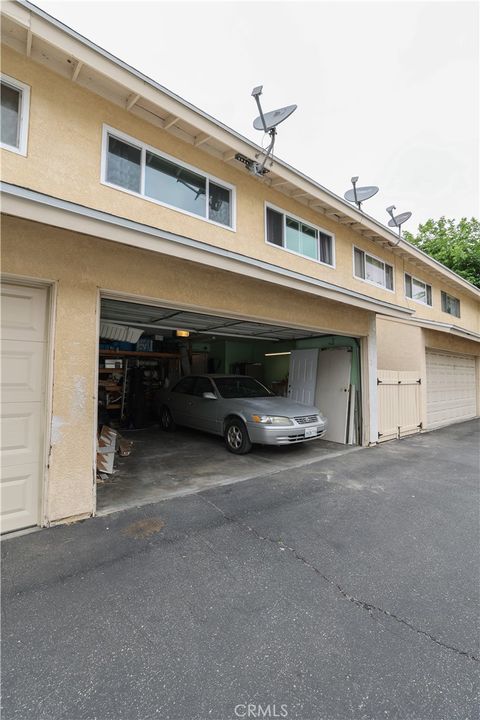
[[1, 182, 414, 319]]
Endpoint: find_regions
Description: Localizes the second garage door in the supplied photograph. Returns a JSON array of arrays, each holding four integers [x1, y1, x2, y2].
[[426, 350, 477, 429]]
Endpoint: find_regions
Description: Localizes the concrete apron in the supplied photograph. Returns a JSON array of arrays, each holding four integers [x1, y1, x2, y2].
[[96, 426, 361, 516]]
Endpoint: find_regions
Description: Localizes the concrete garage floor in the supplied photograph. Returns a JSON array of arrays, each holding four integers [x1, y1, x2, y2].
[[96, 425, 359, 515]]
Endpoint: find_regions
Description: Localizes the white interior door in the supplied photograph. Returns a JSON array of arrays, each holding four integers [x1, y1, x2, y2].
[[315, 348, 352, 443], [1, 284, 48, 533], [288, 349, 319, 405]]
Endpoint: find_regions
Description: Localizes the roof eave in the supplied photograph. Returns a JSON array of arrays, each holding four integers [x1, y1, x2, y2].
[[3, 0, 480, 299]]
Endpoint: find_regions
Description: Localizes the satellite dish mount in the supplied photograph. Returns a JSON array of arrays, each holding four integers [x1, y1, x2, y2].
[[250, 86, 297, 176]]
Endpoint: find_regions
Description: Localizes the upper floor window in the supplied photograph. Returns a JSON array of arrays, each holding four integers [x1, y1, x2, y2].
[[353, 246, 394, 290], [0, 74, 30, 156], [441, 290, 460, 318], [102, 126, 234, 229], [265, 204, 334, 266], [405, 273, 432, 306]]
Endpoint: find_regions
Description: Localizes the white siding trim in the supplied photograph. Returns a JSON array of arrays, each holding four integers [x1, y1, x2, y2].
[[0, 73, 30, 156]]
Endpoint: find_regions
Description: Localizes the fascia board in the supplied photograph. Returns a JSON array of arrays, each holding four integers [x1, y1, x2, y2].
[[1, 182, 414, 320]]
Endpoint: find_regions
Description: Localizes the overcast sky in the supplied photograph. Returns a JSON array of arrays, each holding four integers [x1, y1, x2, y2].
[[33, 0, 479, 231]]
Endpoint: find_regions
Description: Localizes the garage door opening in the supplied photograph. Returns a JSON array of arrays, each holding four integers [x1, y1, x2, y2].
[[95, 298, 362, 515]]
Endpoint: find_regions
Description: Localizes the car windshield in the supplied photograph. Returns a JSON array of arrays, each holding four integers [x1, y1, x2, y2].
[[214, 376, 275, 399]]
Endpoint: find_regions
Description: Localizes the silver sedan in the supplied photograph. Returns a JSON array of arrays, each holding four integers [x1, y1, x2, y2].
[[156, 374, 327, 454]]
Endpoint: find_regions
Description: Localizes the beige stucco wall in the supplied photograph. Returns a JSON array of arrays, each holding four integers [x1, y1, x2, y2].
[[377, 318, 480, 373], [377, 318, 424, 372], [423, 330, 480, 357], [2, 214, 373, 523], [2, 45, 479, 333]]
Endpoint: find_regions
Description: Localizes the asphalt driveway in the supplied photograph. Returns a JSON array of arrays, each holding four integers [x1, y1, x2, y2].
[[2, 420, 479, 720]]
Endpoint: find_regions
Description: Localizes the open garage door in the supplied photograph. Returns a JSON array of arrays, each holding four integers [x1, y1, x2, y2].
[[426, 351, 477, 429], [95, 297, 362, 514]]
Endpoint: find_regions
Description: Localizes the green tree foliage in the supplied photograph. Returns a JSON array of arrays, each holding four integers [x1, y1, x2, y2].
[[403, 217, 480, 288]]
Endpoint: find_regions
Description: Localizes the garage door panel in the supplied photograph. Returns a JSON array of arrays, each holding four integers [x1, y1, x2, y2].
[[1, 340, 45, 403], [0, 463, 40, 533], [426, 351, 476, 429], [1, 403, 43, 467], [1, 285, 47, 342]]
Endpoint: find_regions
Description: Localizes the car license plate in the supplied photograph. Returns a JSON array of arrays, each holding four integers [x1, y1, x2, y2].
[[305, 427, 317, 438]]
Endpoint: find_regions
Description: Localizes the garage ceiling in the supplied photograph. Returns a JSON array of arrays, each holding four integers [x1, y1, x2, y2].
[[101, 299, 326, 342]]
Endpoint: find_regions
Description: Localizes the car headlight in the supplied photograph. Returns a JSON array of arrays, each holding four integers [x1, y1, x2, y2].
[[251, 415, 294, 426]]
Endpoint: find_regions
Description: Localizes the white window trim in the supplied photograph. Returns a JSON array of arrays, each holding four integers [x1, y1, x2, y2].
[[100, 124, 236, 232], [1, 73, 30, 157], [404, 272, 433, 307], [264, 201, 336, 269], [441, 290, 461, 318], [352, 245, 395, 293]]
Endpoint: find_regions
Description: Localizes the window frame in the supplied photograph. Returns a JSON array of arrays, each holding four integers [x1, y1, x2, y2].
[[264, 201, 336, 268], [404, 272, 433, 307], [0, 73, 30, 156], [101, 124, 236, 231], [352, 245, 395, 293], [441, 290, 461, 318]]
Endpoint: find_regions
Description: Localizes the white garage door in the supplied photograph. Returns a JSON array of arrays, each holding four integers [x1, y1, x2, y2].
[[1, 284, 48, 533], [426, 351, 477, 429]]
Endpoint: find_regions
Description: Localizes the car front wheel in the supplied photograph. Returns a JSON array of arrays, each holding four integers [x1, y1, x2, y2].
[[224, 418, 252, 454]]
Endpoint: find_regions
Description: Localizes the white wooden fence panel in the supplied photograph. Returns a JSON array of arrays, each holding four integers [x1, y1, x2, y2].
[[378, 370, 421, 442], [377, 370, 399, 442]]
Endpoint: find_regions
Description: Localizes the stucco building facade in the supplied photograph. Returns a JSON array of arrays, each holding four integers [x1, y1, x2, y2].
[[1, 1, 479, 532]]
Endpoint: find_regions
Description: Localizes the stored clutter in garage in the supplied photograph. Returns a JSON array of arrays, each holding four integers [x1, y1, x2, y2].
[[96, 298, 362, 514]]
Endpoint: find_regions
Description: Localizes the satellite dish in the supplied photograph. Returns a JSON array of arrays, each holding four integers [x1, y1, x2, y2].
[[248, 85, 297, 175], [386, 205, 412, 237], [388, 212, 412, 227], [253, 104, 297, 132], [344, 176, 379, 210]]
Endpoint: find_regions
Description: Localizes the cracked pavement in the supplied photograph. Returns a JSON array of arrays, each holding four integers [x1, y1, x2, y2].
[[2, 420, 479, 720]]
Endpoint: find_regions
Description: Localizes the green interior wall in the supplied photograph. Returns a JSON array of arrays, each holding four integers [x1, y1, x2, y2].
[[261, 341, 295, 385], [225, 340, 265, 370], [194, 334, 360, 390], [207, 340, 227, 373]]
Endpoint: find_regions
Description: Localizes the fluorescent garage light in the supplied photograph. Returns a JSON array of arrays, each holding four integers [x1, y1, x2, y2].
[[264, 351, 292, 357]]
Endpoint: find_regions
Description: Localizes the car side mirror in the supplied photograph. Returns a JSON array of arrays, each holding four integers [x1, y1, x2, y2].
[[202, 392, 217, 400]]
